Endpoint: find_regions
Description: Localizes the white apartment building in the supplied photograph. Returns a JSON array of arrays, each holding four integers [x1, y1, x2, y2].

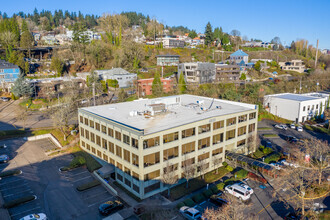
[[264, 93, 327, 123], [279, 60, 306, 73], [178, 62, 215, 84], [78, 95, 258, 199], [163, 38, 185, 48]]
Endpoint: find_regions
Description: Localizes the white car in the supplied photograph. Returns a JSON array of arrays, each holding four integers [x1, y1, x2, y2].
[[238, 182, 254, 194], [297, 126, 303, 132], [282, 125, 288, 130], [19, 213, 47, 220], [225, 184, 251, 201], [274, 124, 288, 130], [290, 123, 296, 129], [179, 206, 202, 220]]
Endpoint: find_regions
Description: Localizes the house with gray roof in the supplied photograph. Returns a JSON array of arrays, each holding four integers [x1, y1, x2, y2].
[[229, 50, 249, 65], [94, 68, 137, 88], [0, 59, 20, 88]]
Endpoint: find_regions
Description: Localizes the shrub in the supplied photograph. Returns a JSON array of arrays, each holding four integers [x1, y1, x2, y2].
[[264, 153, 281, 164], [70, 156, 86, 167], [0, 169, 21, 178], [222, 161, 228, 167], [202, 189, 213, 198], [216, 182, 225, 190], [4, 195, 36, 208], [259, 145, 265, 150], [234, 169, 248, 179], [226, 165, 234, 172], [210, 185, 219, 194], [76, 179, 100, 191], [183, 198, 196, 207], [263, 147, 273, 155], [224, 178, 235, 186], [176, 202, 185, 209], [192, 193, 205, 204]]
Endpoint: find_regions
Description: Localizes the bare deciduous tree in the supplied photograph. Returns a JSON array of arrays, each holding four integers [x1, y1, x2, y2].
[[212, 157, 222, 174], [161, 161, 178, 197], [182, 156, 196, 188], [16, 107, 29, 130]]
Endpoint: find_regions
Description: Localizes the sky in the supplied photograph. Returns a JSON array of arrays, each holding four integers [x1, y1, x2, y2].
[[1, 0, 330, 49]]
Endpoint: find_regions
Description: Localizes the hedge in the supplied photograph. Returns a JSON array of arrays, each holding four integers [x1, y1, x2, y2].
[[0, 170, 21, 178], [226, 165, 234, 172], [248, 172, 267, 184], [176, 202, 185, 209], [4, 195, 36, 208], [192, 193, 205, 204], [224, 178, 235, 186], [234, 169, 248, 179], [264, 153, 281, 164], [61, 156, 86, 171], [263, 147, 273, 155], [202, 189, 213, 198], [76, 179, 100, 191], [222, 162, 228, 167], [216, 182, 225, 190], [183, 198, 196, 207], [210, 185, 219, 194]]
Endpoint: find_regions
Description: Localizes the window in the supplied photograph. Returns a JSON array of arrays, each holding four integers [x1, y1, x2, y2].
[[86, 144, 90, 150], [96, 135, 101, 146], [238, 115, 247, 123], [132, 153, 139, 167], [227, 117, 236, 126], [249, 112, 256, 120], [163, 132, 179, 143], [108, 142, 114, 153], [312, 105, 314, 110], [144, 152, 160, 167], [238, 126, 247, 136], [182, 157, 195, 167], [132, 171, 139, 180], [248, 123, 255, 133], [182, 128, 195, 138], [80, 128, 84, 137], [198, 137, 210, 150], [115, 131, 121, 141], [143, 137, 160, 149], [132, 138, 138, 148], [198, 152, 210, 162], [123, 134, 130, 145], [117, 162, 122, 170], [212, 133, 223, 144], [85, 130, 89, 140], [164, 163, 178, 172], [102, 138, 107, 149], [212, 147, 223, 156], [90, 133, 95, 143], [316, 104, 318, 109], [109, 158, 115, 165], [91, 147, 96, 154], [108, 128, 114, 137], [198, 124, 211, 134], [124, 167, 130, 175], [213, 120, 224, 130], [237, 139, 246, 147], [163, 146, 179, 161], [95, 123, 100, 131], [226, 129, 236, 140], [116, 145, 122, 158], [84, 118, 88, 125], [89, 120, 94, 128], [124, 149, 130, 162], [80, 116, 83, 123], [144, 170, 160, 181], [303, 106, 306, 111], [308, 105, 310, 111], [81, 141, 85, 147], [103, 154, 108, 162], [97, 150, 101, 157], [182, 142, 195, 155], [101, 125, 106, 134]]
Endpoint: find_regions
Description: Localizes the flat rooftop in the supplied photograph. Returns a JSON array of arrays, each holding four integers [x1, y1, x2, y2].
[[80, 95, 256, 135], [273, 94, 322, 102]]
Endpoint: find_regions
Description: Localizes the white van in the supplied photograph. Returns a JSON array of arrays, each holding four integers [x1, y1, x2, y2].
[[225, 183, 251, 201]]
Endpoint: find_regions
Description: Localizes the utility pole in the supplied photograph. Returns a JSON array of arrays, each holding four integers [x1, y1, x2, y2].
[[92, 82, 96, 106], [315, 39, 319, 68], [299, 78, 302, 94]]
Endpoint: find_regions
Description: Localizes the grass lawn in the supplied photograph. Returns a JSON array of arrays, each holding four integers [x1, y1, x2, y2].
[[263, 134, 279, 138], [257, 127, 272, 130], [204, 167, 229, 183], [0, 129, 27, 140], [73, 150, 102, 172]]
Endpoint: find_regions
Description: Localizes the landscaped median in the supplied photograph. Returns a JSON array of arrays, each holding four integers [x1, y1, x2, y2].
[[76, 179, 100, 191], [262, 134, 279, 138], [59, 150, 102, 172], [3, 195, 36, 209], [0, 169, 22, 178]]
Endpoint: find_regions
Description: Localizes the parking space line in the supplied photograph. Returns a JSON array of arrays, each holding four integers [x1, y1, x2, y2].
[[10, 206, 41, 217], [3, 189, 32, 198], [82, 190, 108, 201], [87, 197, 113, 207], [67, 171, 89, 177], [0, 183, 29, 191], [257, 203, 271, 215], [72, 176, 92, 183]]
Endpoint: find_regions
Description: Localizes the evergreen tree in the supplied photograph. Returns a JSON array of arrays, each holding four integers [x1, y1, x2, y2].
[[11, 74, 33, 98], [152, 72, 163, 96], [188, 30, 197, 39], [20, 29, 34, 58], [204, 22, 213, 46], [50, 57, 64, 76], [178, 72, 187, 94]]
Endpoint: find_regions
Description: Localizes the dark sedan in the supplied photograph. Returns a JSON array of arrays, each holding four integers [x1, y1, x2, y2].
[[209, 195, 228, 207], [98, 200, 123, 216], [0, 155, 9, 163]]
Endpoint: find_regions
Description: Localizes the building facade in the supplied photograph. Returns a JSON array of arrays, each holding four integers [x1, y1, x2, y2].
[[229, 50, 249, 65], [0, 59, 20, 88], [137, 78, 173, 96], [78, 95, 258, 199], [156, 55, 180, 66], [163, 39, 185, 48], [94, 68, 137, 88], [178, 62, 215, 84], [263, 93, 327, 123], [279, 60, 306, 73], [215, 64, 241, 82]]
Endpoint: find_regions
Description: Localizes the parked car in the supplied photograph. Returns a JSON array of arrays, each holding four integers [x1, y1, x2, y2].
[[237, 182, 254, 194], [282, 124, 288, 130], [179, 206, 202, 220], [285, 135, 298, 143], [224, 184, 251, 201], [290, 123, 296, 129], [297, 126, 303, 132], [0, 155, 9, 163], [0, 97, 9, 102], [270, 163, 282, 170], [98, 200, 124, 216], [209, 195, 228, 207], [274, 124, 288, 130], [19, 213, 47, 220], [266, 142, 272, 148]]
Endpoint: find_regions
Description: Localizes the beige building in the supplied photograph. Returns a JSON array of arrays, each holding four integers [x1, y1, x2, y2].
[[279, 60, 306, 73], [78, 95, 258, 199]]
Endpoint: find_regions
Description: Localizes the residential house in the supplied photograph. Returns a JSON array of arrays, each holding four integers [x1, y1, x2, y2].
[[163, 38, 185, 48], [95, 68, 137, 88], [279, 60, 306, 73], [137, 78, 173, 96], [156, 55, 180, 66], [229, 50, 249, 66], [0, 59, 20, 89], [178, 62, 215, 84]]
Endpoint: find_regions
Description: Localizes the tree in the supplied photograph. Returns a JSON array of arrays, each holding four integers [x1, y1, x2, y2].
[[11, 74, 33, 98], [50, 57, 64, 76], [178, 73, 187, 94], [107, 79, 119, 89], [0, 31, 17, 57], [204, 22, 213, 46], [197, 159, 207, 179], [16, 107, 29, 130], [152, 73, 163, 96], [182, 156, 196, 188], [118, 88, 127, 102], [20, 30, 34, 58], [271, 36, 281, 45], [240, 73, 247, 80], [120, 40, 144, 72], [230, 29, 241, 37], [161, 161, 178, 197], [254, 61, 262, 71], [188, 30, 197, 39]]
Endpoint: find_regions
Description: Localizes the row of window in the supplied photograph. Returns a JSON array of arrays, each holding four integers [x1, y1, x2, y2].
[[302, 104, 319, 112]]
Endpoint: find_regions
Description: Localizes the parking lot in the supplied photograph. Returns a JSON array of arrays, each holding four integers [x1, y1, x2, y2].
[[0, 138, 121, 220]]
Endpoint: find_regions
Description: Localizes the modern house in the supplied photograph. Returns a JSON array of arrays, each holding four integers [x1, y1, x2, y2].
[[78, 95, 258, 199], [94, 68, 137, 88], [137, 78, 173, 96], [263, 93, 327, 123], [156, 55, 180, 66], [0, 59, 20, 89], [279, 60, 306, 73], [229, 50, 249, 66], [162, 38, 185, 48], [215, 64, 241, 82], [178, 62, 215, 84]]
